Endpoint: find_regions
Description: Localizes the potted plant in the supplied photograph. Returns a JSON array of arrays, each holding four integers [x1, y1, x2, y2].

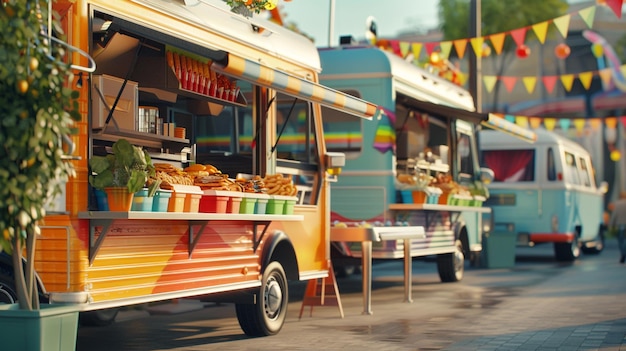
[[89, 138, 158, 211], [0, 1, 83, 349]]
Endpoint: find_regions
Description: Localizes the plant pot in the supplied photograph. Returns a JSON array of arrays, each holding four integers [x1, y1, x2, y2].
[[104, 187, 134, 211], [0, 303, 79, 351]]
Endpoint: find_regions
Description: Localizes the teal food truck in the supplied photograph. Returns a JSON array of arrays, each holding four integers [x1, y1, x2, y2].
[[318, 43, 536, 281]]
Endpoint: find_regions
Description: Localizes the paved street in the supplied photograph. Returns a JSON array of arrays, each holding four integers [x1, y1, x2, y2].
[[76, 240, 626, 350]]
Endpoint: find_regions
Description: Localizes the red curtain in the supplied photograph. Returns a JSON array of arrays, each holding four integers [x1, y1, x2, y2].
[[484, 150, 533, 182]]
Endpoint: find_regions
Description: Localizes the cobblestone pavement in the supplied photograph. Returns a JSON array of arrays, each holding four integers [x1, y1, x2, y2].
[[76, 241, 626, 351]]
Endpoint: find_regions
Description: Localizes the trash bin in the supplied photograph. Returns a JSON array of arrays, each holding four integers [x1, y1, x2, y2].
[[481, 231, 517, 268]]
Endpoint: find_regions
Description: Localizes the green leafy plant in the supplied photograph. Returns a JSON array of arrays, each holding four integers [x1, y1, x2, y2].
[[89, 138, 158, 195], [224, 0, 277, 15], [0, 1, 81, 310]]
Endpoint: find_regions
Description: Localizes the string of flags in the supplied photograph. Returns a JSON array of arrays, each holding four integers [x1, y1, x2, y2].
[[491, 113, 626, 133]]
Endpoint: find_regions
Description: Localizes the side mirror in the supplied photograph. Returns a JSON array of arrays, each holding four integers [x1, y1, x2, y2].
[[480, 167, 495, 184]]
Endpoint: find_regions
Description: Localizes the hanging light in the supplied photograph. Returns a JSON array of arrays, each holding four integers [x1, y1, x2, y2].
[[516, 44, 530, 58], [554, 43, 571, 59]]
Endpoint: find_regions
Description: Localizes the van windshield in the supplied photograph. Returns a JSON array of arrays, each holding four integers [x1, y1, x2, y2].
[[482, 149, 535, 182]]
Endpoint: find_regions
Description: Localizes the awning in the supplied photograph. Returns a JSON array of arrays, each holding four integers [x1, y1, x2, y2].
[[213, 54, 377, 120], [482, 114, 536, 143], [396, 95, 487, 125]]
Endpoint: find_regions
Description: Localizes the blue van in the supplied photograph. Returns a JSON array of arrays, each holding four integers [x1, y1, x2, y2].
[[479, 128, 608, 261]]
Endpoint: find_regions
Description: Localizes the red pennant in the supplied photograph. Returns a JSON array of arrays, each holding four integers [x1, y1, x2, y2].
[[510, 27, 528, 46], [501, 76, 518, 92], [605, 0, 623, 18], [542, 76, 558, 94], [389, 40, 402, 57], [424, 42, 438, 55]]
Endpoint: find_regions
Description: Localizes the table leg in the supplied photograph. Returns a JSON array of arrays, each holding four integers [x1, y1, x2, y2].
[[403, 238, 413, 303], [361, 240, 373, 315]]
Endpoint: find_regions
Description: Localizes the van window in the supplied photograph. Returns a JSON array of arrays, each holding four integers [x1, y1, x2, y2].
[[547, 147, 557, 181], [482, 149, 535, 182], [457, 132, 474, 178], [578, 157, 591, 187], [564, 152, 580, 185]]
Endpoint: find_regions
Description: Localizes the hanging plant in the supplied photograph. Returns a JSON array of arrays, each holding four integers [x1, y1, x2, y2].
[[224, 0, 277, 17]]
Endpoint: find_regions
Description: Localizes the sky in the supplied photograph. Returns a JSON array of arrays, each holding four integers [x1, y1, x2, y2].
[[276, 0, 601, 48], [278, 0, 440, 47]]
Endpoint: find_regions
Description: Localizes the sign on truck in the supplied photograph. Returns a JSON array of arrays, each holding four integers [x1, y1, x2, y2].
[[0, 0, 377, 337]]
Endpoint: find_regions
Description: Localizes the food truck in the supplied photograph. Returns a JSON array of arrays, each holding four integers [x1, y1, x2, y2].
[[317, 43, 536, 282], [479, 128, 607, 261], [0, 0, 378, 337]]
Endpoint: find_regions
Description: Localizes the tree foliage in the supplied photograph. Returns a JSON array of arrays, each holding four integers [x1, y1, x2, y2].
[[0, 0, 81, 310]]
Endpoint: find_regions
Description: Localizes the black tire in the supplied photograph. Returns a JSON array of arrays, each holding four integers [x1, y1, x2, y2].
[[554, 235, 581, 261], [437, 240, 464, 282], [236, 261, 288, 337], [79, 308, 120, 327], [0, 272, 18, 304]]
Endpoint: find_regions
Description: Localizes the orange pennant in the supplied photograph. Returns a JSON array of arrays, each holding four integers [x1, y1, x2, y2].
[[453, 39, 467, 59], [589, 118, 602, 131], [605, 117, 618, 129], [529, 117, 542, 129], [489, 33, 506, 55], [598, 68, 613, 89]]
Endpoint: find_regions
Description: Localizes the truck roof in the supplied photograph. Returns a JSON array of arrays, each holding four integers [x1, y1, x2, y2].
[[479, 128, 590, 154], [319, 46, 475, 111]]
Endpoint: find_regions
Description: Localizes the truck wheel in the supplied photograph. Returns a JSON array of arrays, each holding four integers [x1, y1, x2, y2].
[[236, 261, 288, 336], [554, 236, 581, 261], [437, 240, 464, 282], [79, 308, 120, 327]]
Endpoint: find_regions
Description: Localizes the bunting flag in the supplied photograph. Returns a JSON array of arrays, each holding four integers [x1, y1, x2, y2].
[[542, 76, 558, 94], [453, 39, 467, 59], [522, 76, 537, 93], [489, 32, 506, 55], [510, 27, 527, 47], [531, 21, 549, 44], [553, 14, 571, 38], [579, 6, 597, 28], [373, 107, 396, 154], [603, 0, 624, 18], [488, 113, 626, 133]]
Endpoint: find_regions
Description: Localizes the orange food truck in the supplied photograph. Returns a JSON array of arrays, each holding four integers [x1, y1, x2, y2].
[[0, 0, 377, 337]]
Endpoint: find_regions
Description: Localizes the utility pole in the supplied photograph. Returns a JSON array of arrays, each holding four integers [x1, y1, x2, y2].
[[469, 0, 482, 113], [328, 0, 336, 47]]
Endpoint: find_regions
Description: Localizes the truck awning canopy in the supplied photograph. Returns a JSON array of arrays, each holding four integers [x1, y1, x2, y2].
[[396, 95, 536, 143], [214, 54, 378, 120], [482, 114, 537, 143]]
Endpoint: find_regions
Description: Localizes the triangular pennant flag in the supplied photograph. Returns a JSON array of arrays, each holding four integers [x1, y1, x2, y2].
[[559, 118, 571, 130], [470, 37, 484, 57], [578, 6, 596, 29], [516, 116, 529, 128], [504, 114, 515, 123], [605, 117, 618, 129], [529, 117, 542, 129], [544, 118, 557, 131], [501, 76, 518, 92], [489, 33, 506, 55], [399, 41, 411, 58], [531, 21, 549, 44], [542, 76, 558, 94], [598, 68, 613, 90], [522, 76, 537, 94], [483, 75, 497, 92], [389, 40, 402, 57], [553, 15, 571, 38], [510, 27, 528, 46], [425, 42, 438, 55], [412, 43, 423, 60], [457, 72, 469, 86], [604, 0, 624, 19], [560, 74, 575, 92], [620, 116, 626, 127], [578, 71, 594, 90], [453, 39, 467, 59], [589, 118, 602, 131], [439, 41, 453, 59], [573, 118, 587, 133]]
